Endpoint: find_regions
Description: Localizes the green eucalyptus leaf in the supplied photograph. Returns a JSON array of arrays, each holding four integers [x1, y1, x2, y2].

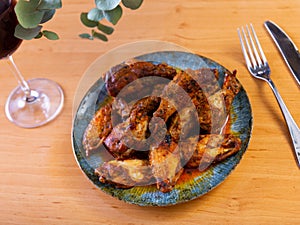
[[97, 23, 114, 35], [38, 0, 62, 10], [15, 0, 40, 13], [42, 30, 59, 40], [121, 0, 143, 10], [14, 24, 42, 40], [92, 30, 108, 41], [95, 0, 121, 11], [34, 32, 43, 39], [79, 33, 94, 40], [80, 13, 98, 28], [87, 8, 104, 22], [15, 0, 45, 28], [17, 11, 45, 28], [40, 9, 56, 24], [104, 5, 123, 25]]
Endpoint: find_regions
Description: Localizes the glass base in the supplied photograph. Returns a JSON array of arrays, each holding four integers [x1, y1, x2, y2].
[[5, 78, 64, 128]]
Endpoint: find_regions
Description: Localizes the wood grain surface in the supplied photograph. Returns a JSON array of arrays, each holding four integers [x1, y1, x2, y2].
[[0, 0, 300, 224]]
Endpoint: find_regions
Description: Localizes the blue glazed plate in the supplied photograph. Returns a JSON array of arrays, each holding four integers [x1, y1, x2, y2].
[[72, 51, 252, 206]]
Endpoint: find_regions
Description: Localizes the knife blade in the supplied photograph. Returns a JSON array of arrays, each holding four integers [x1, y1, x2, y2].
[[264, 20, 300, 86]]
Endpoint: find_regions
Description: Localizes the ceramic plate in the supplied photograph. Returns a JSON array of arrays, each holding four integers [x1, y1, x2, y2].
[[72, 51, 252, 206]]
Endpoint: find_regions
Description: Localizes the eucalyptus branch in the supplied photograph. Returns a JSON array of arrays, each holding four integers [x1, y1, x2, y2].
[[80, 0, 143, 41], [14, 0, 143, 41]]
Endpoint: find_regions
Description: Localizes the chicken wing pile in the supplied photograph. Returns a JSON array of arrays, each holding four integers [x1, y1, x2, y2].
[[83, 60, 242, 193]]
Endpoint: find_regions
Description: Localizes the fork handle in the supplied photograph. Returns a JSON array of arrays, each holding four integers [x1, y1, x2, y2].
[[267, 79, 300, 168]]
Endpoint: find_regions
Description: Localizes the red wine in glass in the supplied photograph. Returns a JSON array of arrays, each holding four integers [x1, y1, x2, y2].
[[0, 0, 64, 128], [0, 0, 22, 59]]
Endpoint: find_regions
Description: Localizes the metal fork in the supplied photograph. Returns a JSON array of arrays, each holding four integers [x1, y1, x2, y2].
[[238, 24, 300, 168]]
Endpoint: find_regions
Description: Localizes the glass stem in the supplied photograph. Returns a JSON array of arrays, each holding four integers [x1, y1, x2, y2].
[[7, 55, 36, 102]]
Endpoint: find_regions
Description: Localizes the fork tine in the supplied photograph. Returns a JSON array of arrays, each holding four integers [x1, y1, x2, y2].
[[249, 24, 268, 65], [238, 24, 268, 70], [246, 24, 263, 66], [237, 27, 253, 69], [238, 26, 258, 69]]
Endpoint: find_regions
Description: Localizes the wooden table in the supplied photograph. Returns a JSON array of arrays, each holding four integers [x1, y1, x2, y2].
[[1, 0, 300, 224]]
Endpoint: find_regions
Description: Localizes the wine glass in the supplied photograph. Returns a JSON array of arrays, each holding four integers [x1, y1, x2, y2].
[[0, 0, 64, 128]]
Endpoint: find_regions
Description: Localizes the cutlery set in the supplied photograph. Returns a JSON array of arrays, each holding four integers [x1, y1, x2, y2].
[[237, 21, 300, 168]]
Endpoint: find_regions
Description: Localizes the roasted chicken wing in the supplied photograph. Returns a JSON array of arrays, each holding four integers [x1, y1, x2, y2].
[[82, 103, 113, 157], [95, 159, 155, 188], [103, 61, 177, 97], [149, 136, 183, 193], [183, 134, 242, 170], [104, 96, 161, 159]]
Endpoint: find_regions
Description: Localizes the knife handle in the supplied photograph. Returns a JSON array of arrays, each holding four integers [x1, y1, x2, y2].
[[267, 79, 300, 168]]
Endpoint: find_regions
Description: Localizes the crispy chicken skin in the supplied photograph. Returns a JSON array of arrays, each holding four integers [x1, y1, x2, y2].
[[103, 61, 177, 97], [83, 95, 161, 159], [95, 159, 155, 188], [103, 122, 131, 158], [222, 70, 241, 113], [154, 69, 241, 135], [104, 96, 161, 160], [154, 68, 223, 133], [167, 112, 181, 142], [149, 136, 184, 193], [183, 134, 242, 170], [167, 108, 199, 143], [82, 103, 113, 157], [129, 96, 161, 139], [82, 98, 133, 157]]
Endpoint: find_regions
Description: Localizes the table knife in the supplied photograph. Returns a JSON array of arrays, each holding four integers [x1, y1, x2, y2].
[[264, 20, 300, 86]]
